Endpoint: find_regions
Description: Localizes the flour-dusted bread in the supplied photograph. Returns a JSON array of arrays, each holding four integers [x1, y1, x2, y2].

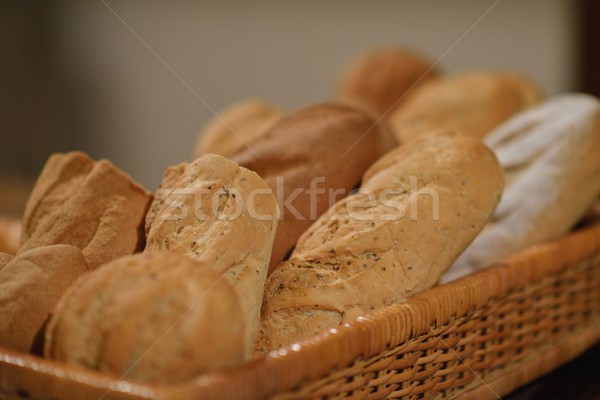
[[0, 217, 21, 255], [389, 71, 544, 144], [19, 152, 152, 269], [336, 48, 438, 118], [255, 131, 503, 353], [0, 245, 90, 353], [44, 252, 245, 384], [232, 102, 386, 272], [442, 94, 600, 283], [145, 153, 278, 359], [194, 99, 282, 159]]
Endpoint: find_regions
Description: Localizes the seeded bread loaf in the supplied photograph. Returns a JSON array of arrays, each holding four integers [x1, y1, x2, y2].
[[255, 131, 503, 354], [0, 245, 90, 353], [233, 102, 386, 272], [0, 217, 21, 255], [337, 48, 438, 117], [442, 93, 600, 282], [194, 99, 282, 159], [19, 152, 152, 268], [145, 153, 278, 359], [389, 71, 544, 144], [44, 252, 244, 384]]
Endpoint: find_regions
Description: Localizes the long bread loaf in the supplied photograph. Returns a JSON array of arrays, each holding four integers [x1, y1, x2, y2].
[[255, 131, 503, 354]]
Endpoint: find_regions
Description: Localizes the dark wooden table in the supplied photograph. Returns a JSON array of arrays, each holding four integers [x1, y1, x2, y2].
[[503, 344, 600, 400]]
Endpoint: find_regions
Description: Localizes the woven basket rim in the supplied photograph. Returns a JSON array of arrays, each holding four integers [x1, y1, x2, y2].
[[172, 221, 600, 399], [1, 221, 599, 400]]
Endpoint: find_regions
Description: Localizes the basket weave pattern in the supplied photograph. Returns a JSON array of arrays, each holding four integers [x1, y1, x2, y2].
[[1, 223, 599, 400], [271, 254, 600, 399]]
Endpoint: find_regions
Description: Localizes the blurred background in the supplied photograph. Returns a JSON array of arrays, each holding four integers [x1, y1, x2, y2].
[[1, 0, 598, 216]]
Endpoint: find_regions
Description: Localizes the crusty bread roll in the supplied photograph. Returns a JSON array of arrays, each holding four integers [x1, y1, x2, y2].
[[194, 99, 282, 159], [44, 252, 245, 384], [145, 153, 278, 359], [0, 245, 90, 353], [232, 102, 386, 272], [0, 252, 12, 268], [0, 216, 21, 255], [255, 131, 503, 354], [389, 71, 544, 144], [336, 48, 438, 117], [442, 94, 600, 283], [19, 152, 152, 269]]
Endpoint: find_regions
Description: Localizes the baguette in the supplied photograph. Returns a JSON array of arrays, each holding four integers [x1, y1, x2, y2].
[[232, 102, 386, 272], [145, 153, 278, 359], [442, 93, 600, 282], [256, 131, 503, 353]]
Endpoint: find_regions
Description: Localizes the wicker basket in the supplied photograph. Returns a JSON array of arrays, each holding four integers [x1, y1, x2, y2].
[[1, 221, 599, 400]]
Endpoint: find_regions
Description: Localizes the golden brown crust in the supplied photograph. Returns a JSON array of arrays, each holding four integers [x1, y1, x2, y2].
[[0, 252, 13, 268], [44, 252, 245, 384], [336, 48, 438, 117], [232, 102, 386, 273], [389, 71, 544, 143], [145, 154, 278, 359], [194, 99, 282, 159], [0, 217, 21, 255], [19, 152, 152, 269], [255, 131, 503, 354], [0, 245, 90, 353]]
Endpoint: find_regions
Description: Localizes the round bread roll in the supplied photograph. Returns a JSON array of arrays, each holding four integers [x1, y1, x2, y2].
[[194, 99, 282, 159], [45, 252, 245, 384], [0, 216, 21, 255], [336, 48, 438, 117], [442, 93, 600, 282], [389, 71, 544, 144], [255, 131, 503, 354], [0, 245, 90, 353]]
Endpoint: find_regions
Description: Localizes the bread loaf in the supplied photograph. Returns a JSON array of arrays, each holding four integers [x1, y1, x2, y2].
[[0, 217, 21, 255], [389, 71, 544, 144], [19, 152, 152, 268], [336, 48, 438, 117], [194, 99, 282, 159], [145, 153, 278, 359], [0, 245, 90, 353], [0, 252, 12, 268], [232, 102, 386, 272], [442, 93, 600, 282], [255, 131, 503, 353], [44, 252, 245, 384]]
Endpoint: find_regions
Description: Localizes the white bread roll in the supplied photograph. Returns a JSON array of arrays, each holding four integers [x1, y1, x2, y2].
[[442, 93, 600, 282]]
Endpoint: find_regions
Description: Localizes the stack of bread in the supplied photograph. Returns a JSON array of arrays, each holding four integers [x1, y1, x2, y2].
[[1, 46, 599, 386]]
